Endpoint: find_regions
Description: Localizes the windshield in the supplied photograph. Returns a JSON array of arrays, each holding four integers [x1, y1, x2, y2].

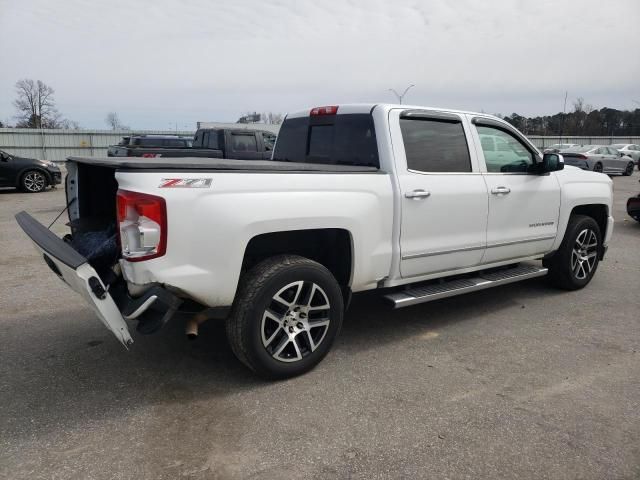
[[273, 113, 379, 168]]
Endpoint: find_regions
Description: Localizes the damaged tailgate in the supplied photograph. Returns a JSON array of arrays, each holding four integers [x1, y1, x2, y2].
[[15, 211, 133, 347]]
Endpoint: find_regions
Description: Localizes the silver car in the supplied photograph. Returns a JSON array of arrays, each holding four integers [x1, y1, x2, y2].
[[543, 143, 579, 153], [560, 145, 635, 176], [611, 144, 640, 169]]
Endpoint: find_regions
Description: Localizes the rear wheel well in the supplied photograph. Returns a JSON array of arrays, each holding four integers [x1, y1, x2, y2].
[[570, 204, 608, 241], [242, 229, 353, 288]]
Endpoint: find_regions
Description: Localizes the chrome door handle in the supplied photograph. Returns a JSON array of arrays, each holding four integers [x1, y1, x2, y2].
[[491, 186, 511, 195], [405, 189, 431, 199]]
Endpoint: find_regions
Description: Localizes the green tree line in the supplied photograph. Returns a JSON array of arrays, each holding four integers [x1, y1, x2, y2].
[[502, 98, 640, 137]]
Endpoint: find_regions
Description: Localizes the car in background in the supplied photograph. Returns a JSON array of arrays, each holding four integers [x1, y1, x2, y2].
[[610, 144, 640, 169], [628, 190, 640, 222], [108, 135, 192, 157], [0, 149, 61, 193], [559, 145, 635, 175], [543, 143, 579, 153]]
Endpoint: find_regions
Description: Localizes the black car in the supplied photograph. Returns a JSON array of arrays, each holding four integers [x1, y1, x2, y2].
[[0, 149, 62, 193]]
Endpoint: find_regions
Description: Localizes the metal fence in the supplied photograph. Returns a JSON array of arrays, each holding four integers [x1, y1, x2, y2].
[[1, 127, 639, 162], [0, 123, 280, 162]]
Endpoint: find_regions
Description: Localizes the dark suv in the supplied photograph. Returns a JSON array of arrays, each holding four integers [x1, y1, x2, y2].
[[0, 150, 61, 193], [107, 135, 193, 157]]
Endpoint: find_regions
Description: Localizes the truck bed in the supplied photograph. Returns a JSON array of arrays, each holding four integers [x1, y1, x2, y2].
[[68, 157, 380, 173]]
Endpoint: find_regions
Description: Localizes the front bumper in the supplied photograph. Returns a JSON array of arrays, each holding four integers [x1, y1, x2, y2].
[[15, 211, 182, 347], [49, 170, 62, 185]]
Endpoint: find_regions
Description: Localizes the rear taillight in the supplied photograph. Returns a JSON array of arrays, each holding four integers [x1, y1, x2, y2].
[[576, 154, 588, 159], [310, 105, 338, 116], [116, 189, 167, 262]]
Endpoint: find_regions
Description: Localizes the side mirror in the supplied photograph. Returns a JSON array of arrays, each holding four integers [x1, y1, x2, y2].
[[540, 153, 564, 173], [0, 152, 9, 162]]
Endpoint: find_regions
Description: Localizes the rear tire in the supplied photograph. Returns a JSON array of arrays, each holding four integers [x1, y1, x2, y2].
[[623, 162, 634, 176], [226, 255, 344, 379], [544, 215, 601, 290], [593, 162, 603, 173], [20, 170, 48, 193]]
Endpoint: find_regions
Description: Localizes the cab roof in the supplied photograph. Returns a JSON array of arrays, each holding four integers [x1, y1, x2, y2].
[[285, 103, 500, 121]]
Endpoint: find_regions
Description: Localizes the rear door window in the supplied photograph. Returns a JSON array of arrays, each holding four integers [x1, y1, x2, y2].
[[232, 133, 258, 152], [400, 118, 471, 173]]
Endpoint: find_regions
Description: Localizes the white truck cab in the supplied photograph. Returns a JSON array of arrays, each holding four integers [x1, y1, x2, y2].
[[17, 103, 614, 379]]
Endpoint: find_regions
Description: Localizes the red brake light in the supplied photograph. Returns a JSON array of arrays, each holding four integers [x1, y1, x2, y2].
[[116, 189, 167, 262], [577, 154, 588, 159], [310, 105, 338, 116]]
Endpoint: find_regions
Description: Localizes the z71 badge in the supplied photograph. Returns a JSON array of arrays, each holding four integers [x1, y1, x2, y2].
[[159, 178, 212, 188]]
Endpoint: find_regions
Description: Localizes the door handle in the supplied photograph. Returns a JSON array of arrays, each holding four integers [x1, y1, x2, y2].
[[405, 189, 431, 199], [491, 186, 511, 195]]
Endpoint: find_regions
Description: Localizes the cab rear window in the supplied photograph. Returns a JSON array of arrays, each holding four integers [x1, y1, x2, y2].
[[273, 114, 379, 168]]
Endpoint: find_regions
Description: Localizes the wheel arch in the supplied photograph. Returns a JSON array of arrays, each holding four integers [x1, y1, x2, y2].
[[241, 228, 354, 291], [570, 204, 608, 240]]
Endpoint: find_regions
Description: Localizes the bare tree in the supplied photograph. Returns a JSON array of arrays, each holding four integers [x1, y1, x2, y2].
[[105, 111, 128, 130], [13, 79, 63, 128], [263, 112, 284, 125]]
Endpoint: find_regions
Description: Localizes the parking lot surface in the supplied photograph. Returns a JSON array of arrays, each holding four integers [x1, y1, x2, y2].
[[1, 175, 639, 480]]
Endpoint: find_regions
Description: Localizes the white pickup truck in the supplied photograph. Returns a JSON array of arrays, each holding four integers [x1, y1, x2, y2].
[[16, 103, 614, 379]]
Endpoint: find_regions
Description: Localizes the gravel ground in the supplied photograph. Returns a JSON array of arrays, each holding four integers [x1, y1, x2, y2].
[[1, 174, 639, 480]]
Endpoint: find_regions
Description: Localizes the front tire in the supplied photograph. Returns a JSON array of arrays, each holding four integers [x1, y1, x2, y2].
[[20, 170, 48, 193], [544, 215, 601, 290], [623, 162, 634, 176], [226, 255, 344, 379]]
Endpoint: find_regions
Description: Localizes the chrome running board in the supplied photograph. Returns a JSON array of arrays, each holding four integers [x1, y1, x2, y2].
[[384, 264, 548, 308]]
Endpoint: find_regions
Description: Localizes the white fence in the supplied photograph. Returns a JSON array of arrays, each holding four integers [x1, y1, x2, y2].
[[1, 127, 638, 162]]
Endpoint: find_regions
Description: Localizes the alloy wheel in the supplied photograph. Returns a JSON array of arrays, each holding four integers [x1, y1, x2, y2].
[[23, 171, 46, 192], [261, 280, 331, 363], [593, 163, 603, 173], [571, 229, 598, 280]]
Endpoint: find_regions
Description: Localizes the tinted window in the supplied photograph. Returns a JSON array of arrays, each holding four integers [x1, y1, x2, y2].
[[476, 126, 535, 173], [139, 138, 164, 147], [262, 132, 276, 151], [272, 114, 379, 167], [308, 125, 333, 157], [400, 118, 471, 172], [232, 134, 257, 152], [206, 132, 218, 149], [165, 139, 185, 147]]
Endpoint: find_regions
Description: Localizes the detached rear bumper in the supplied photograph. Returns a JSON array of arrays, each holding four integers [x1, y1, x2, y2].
[[15, 211, 181, 347]]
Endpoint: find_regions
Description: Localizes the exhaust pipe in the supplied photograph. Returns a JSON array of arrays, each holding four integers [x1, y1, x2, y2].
[[185, 311, 208, 340]]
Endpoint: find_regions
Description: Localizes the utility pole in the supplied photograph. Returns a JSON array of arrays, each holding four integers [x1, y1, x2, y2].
[[388, 84, 415, 104], [559, 91, 568, 142]]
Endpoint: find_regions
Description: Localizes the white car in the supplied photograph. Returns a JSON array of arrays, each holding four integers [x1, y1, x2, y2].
[[611, 144, 640, 168], [16, 103, 614, 379]]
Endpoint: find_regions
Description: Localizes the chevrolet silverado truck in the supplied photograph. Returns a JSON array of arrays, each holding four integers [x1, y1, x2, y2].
[[16, 104, 614, 379]]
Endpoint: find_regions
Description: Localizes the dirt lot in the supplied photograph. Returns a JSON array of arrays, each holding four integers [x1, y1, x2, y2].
[[1, 174, 639, 480]]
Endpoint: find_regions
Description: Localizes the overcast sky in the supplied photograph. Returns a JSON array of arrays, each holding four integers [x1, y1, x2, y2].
[[1, 0, 639, 129]]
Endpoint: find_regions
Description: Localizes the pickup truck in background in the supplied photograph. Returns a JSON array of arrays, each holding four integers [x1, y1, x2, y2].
[[16, 103, 614, 379], [107, 135, 192, 157], [107, 129, 276, 160]]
